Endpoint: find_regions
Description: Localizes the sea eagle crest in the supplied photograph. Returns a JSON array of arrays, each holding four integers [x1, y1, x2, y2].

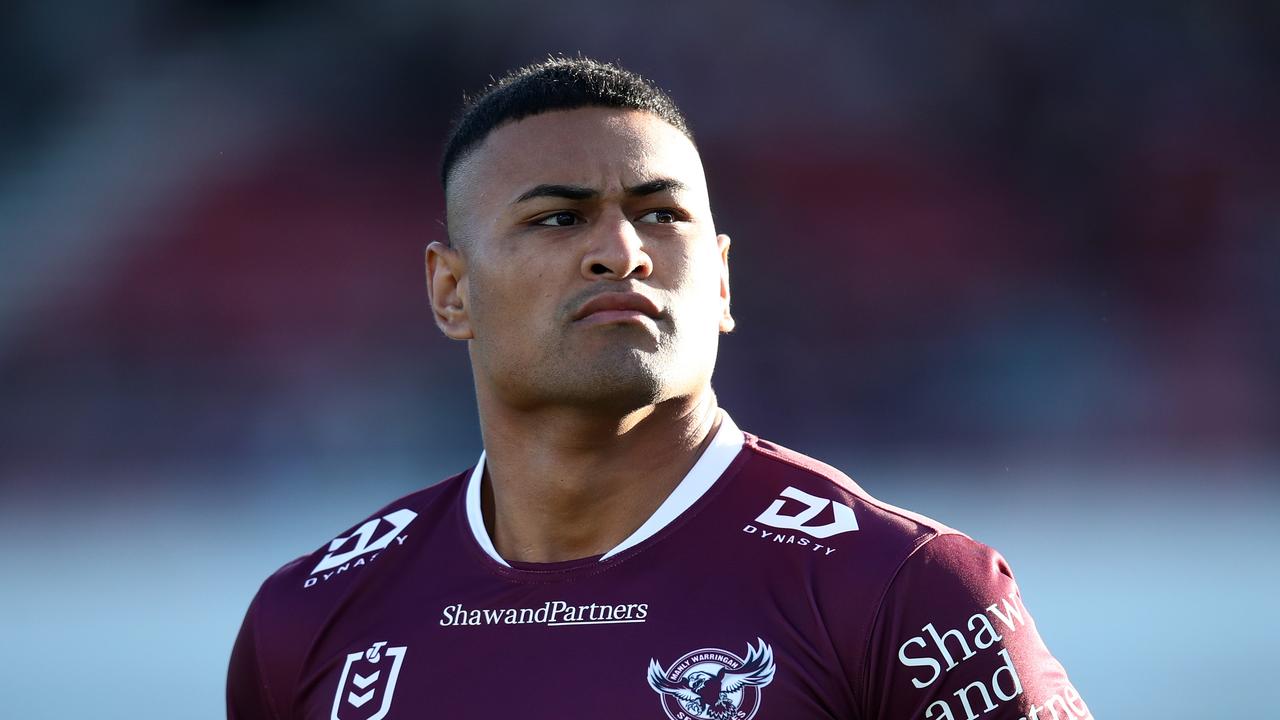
[[647, 639, 776, 720]]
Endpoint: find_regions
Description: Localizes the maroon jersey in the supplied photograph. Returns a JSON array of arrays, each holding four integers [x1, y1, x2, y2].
[[228, 414, 1091, 720]]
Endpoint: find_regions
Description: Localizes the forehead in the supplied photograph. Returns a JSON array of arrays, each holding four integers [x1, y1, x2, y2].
[[447, 108, 706, 210]]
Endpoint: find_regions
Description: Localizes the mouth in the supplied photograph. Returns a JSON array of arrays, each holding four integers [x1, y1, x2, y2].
[[571, 291, 663, 326]]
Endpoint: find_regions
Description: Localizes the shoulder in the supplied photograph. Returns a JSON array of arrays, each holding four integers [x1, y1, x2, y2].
[[732, 435, 1082, 717], [736, 434, 1021, 616], [736, 433, 964, 564], [258, 470, 467, 600], [228, 471, 470, 717], [725, 433, 985, 638], [243, 471, 469, 655]]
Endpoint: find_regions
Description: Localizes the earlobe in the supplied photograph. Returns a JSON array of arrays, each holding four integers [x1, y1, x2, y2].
[[717, 233, 735, 333], [425, 241, 474, 340]]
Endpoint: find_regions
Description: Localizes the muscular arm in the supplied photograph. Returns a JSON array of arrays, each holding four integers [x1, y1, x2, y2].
[[863, 534, 1092, 720], [227, 590, 281, 720]]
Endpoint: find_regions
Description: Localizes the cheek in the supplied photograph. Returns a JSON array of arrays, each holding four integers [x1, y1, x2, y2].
[[662, 269, 725, 346], [674, 244, 726, 306], [470, 263, 560, 341]]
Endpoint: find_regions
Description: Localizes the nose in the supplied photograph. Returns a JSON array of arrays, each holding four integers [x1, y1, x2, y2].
[[581, 210, 653, 281]]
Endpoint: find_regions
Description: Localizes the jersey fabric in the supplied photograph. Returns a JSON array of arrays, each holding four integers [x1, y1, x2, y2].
[[228, 413, 1091, 720]]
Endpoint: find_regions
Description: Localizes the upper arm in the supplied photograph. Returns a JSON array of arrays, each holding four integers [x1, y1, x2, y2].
[[227, 589, 281, 720], [861, 533, 1092, 720]]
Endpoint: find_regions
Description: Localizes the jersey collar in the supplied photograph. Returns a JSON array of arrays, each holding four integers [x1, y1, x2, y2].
[[465, 410, 746, 568]]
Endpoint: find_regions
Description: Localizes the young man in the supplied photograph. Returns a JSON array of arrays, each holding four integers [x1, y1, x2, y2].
[[228, 58, 1091, 720]]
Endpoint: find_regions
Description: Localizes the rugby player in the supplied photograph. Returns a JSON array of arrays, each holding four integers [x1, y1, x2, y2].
[[228, 57, 1091, 720]]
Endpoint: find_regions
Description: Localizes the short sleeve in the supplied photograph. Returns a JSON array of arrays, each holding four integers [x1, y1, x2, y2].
[[227, 591, 280, 720], [864, 533, 1092, 720]]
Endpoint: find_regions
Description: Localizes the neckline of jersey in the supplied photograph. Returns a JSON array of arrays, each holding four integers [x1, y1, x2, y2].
[[463, 409, 747, 572]]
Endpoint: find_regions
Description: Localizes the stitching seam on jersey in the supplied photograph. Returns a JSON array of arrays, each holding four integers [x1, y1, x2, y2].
[[804, 571, 859, 719], [250, 582, 284, 720], [749, 441, 962, 538], [745, 437, 853, 482], [858, 530, 960, 720]]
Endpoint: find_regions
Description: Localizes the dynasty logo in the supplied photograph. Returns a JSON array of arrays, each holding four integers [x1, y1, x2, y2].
[[305, 509, 417, 588], [742, 486, 858, 556]]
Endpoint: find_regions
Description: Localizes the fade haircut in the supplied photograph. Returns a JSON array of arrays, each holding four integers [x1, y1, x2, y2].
[[440, 56, 694, 188]]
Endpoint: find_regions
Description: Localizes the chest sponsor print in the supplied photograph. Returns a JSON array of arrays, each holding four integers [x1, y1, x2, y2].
[[439, 599, 649, 627]]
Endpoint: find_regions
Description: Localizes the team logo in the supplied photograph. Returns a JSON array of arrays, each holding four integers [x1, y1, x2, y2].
[[312, 509, 418, 575], [754, 486, 857, 538], [647, 639, 776, 720], [330, 641, 407, 720]]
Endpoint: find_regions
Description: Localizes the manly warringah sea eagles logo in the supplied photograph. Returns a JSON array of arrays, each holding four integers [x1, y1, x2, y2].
[[330, 641, 407, 720], [647, 639, 776, 720]]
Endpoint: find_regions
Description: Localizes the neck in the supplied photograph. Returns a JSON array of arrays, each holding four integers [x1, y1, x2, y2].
[[475, 387, 722, 564]]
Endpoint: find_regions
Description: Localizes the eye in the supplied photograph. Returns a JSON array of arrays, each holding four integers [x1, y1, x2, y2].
[[637, 209, 681, 224], [535, 211, 581, 227]]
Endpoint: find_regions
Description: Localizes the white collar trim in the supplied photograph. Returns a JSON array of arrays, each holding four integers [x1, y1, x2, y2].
[[465, 410, 745, 567]]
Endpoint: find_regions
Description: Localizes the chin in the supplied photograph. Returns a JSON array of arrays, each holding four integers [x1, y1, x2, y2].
[[540, 351, 670, 408], [498, 340, 711, 411], [566, 370, 665, 411]]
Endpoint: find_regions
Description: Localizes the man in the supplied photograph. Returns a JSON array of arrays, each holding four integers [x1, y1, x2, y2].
[[228, 57, 1091, 720]]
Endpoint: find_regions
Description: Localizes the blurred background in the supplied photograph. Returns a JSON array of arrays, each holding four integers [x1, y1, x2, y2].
[[2, 1, 1277, 717]]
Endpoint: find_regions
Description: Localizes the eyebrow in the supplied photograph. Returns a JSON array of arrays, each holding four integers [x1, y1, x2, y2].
[[512, 178, 687, 205]]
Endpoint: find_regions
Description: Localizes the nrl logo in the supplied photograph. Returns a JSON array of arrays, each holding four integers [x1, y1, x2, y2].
[[330, 641, 407, 720], [647, 639, 776, 720]]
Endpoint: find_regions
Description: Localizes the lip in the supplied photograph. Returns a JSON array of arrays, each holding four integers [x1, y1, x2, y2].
[[571, 292, 662, 324]]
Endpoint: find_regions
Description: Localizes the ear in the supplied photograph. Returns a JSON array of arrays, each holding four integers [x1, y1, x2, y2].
[[426, 241, 474, 340], [716, 233, 735, 333]]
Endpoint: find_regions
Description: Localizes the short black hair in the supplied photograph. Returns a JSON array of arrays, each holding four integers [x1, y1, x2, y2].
[[440, 56, 694, 187]]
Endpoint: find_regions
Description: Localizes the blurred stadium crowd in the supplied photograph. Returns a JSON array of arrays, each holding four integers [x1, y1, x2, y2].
[[2, 2, 1276, 482]]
